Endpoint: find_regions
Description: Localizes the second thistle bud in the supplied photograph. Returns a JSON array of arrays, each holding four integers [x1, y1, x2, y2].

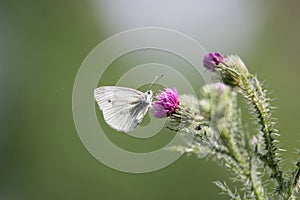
[[203, 52, 249, 87]]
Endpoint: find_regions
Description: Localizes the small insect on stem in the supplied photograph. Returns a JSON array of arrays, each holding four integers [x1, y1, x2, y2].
[[195, 125, 202, 131]]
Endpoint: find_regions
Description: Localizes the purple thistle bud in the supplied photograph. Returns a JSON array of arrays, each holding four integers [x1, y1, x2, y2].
[[152, 88, 180, 118], [203, 52, 225, 71]]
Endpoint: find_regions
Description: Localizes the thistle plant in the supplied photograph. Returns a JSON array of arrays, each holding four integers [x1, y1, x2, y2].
[[152, 53, 300, 200]]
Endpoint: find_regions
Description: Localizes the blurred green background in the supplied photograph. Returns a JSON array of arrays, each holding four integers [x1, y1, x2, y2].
[[1, 1, 300, 199]]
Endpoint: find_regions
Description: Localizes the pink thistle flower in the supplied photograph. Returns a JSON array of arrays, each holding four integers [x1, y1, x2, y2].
[[152, 88, 180, 118], [203, 52, 225, 71]]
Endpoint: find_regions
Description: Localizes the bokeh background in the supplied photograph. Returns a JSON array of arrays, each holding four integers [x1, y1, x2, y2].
[[1, 0, 300, 199]]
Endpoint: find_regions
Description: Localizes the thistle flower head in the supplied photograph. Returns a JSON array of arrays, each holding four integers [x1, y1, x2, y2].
[[203, 52, 225, 71], [152, 88, 180, 118], [203, 52, 249, 87]]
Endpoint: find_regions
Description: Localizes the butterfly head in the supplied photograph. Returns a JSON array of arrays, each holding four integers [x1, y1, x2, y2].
[[145, 90, 153, 102]]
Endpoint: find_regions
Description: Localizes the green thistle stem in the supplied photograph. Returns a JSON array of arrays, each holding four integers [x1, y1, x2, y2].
[[240, 74, 287, 197], [246, 134, 266, 200], [212, 142, 244, 175], [249, 158, 265, 200], [222, 91, 265, 200], [221, 128, 265, 200], [222, 92, 247, 168], [289, 155, 300, 199]]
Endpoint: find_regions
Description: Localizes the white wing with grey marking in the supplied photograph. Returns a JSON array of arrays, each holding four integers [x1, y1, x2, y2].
[[94, 86, 151, 133]]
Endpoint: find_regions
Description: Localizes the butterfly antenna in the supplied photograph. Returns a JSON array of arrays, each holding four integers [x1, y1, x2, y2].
[[149, 74, 164, 90]]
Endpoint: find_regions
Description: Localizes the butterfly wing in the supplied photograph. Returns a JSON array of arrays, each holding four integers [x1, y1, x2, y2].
[[94, 86, 151, 133]]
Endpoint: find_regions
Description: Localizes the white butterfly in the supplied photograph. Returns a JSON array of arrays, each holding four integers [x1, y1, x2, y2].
[[94, 86, 153, 133]]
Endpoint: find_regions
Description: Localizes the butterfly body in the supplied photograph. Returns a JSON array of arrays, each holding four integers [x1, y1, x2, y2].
[[94, 86, 153, 133]]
